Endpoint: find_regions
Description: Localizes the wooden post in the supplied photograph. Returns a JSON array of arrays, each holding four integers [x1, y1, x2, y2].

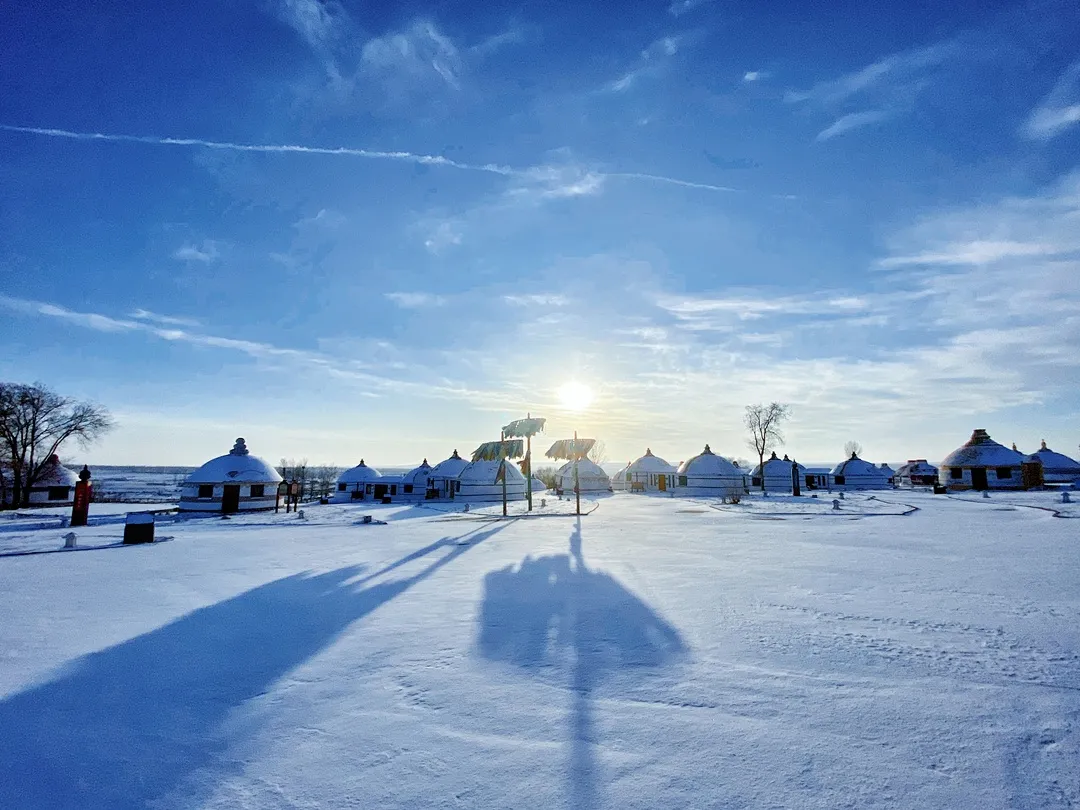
[[501, 429, 508, 517], [574, 430, 581, 517]]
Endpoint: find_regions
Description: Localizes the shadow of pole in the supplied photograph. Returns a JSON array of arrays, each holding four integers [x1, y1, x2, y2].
[[0, 520, 510, 810]]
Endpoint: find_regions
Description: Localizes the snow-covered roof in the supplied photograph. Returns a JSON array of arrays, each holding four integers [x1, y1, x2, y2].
[[32, 455, 78, 488], [941, 429, 1025, 468], [752, 452, 806, 477], [338, 459, 382, 485], [458, 459, 526, 486], [185, 438, 283, 485], [402, 459, 432, 486], [429, 449, 469, 480], [832, 453, 890, 480], [878, 463, 895, 475], [1030, 441, 1080, 474], [627, 448, 676, 475], [556, 458, 610, 482], [677, 444, 742, 478], [896, 459, 939, 477], [530, 477, 548, 492]]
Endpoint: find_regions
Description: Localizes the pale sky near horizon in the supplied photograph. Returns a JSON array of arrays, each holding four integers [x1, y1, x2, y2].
[[2, 0, 1079, 468]]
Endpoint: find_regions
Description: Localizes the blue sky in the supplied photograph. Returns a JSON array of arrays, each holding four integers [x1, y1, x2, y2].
[[2, 0, 1079, 468]]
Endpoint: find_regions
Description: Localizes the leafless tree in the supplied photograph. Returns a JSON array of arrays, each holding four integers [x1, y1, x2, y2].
[[843, 440, 863, 458], [277, 457, 310, 497], [744, 402, 790, 492], [308, 464, 342, 498], [0, 382, 113, 508], [533, 465, 559, 490], [587, 439, 608, 465]]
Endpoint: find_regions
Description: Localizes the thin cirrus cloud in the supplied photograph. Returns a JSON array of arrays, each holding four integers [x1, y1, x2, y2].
[[272, 0, 347, 53], [361, 20, 463, 91], [129, 309, 201, 328], [606, 35, 683, 93], [384, 292, 447, 308], [1023, 60, 1080, 140], [668, 0, 712, 17], [816, 109, 894, 141], [172, 241, 220, 263]]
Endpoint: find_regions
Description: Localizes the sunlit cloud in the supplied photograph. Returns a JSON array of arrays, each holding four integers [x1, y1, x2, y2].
[[816, 109, 894, 140]]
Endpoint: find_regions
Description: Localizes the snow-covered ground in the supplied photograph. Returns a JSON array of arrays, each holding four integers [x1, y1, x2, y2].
[[0, 491, 1077, 809]]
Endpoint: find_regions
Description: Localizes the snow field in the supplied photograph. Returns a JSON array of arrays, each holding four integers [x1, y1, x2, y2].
[[0, 491, 1077, 809]]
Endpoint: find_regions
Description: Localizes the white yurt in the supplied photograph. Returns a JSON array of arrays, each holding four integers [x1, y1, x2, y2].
[[399, 459, 433, 502], [1028, 441, 1080, 484], [334, 459, 382, 502], [427, 449, 469, 499], [530, 476, 549, 494], [609, 463, 630, 491], [456, 459, 527, 503], [941, 429, 1030, 491], [625, 448, 678, 492], [675, 444, 748, 498], [895, 459, 939, 487], [555, 458, 612, 494], [877, 463, 896, 483], [831, 453, 892, 490], [2, 455, 79, 506], [750, 452, 805, 493], [179, 438, 282, 512]]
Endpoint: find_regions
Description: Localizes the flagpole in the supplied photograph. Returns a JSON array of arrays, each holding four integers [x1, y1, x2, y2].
[[574, 430, 581, 517], [526, 412, 533, 512], [501, 428, 508, 517]]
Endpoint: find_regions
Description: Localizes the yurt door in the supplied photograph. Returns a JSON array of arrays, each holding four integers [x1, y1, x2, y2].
[[971, 468, 988, 491], [658, 474, 667, 491], [222, 484, 241, 513]]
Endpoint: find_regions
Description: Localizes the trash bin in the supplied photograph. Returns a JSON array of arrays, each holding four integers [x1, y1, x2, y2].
[[381, 495, 392, 504], [123, 512, 155, 544]]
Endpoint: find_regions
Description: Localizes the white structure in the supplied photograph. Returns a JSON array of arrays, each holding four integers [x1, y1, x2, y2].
[[877, 463, 896, 483], [179, 438, 282, 513], [1028, 441, 1080, 485], [457, 459, 526, 503], [609, 463, 630, 491], [1, 455, 78, 507], [334, 460, 383, 502], [556, 458, 611, 494], [625, 449, 677, 492], [399, 459, 433, 502], [831, 453, 892, 490], [750, 452, 805, 493], [895, 460, 939, 487], [941, 429, 1031, 491], [428, 450, 469, 499], [802, 467, 833, 490], [530, 477, 548, 494], [675, 444, 747, 499]]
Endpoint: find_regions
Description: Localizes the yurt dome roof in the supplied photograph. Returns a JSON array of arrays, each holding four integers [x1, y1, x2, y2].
[[185, 438, 283, 485], [627, 448, 676, 474], [941, 429, 1025, 468], [1031, 441, 1080, 473], [429, 449, 469, 479], [557, 459, 609, 479], [338, 459, 382, 484], [458, 459, 526, 485], [752, 452, 806, 476], [402, 459, 433, 485], [677, 444, 742, 477], [896, 459, 938, 476], [878, 462, 895, 474], [34, 455, 79, 487], [832, 452, 889, 478]]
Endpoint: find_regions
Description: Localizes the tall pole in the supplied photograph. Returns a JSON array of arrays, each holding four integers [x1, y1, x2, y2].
[[574, 430, 581, 517], [526, 412, 533, 512], [501, 429, 508, 517]]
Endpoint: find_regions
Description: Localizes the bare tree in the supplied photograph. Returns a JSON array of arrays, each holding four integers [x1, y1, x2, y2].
[[0, 382, 114, 508], [308, 464, 342, 498], [587, 439, 608, 465], [744, 402, 790, 492], [843, 440, 863, 458], [277, 457, 310, 497], [533, 465, 559, 490]]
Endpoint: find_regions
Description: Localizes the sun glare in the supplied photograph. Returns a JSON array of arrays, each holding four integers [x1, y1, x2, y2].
[[556, 381, 594, 411]]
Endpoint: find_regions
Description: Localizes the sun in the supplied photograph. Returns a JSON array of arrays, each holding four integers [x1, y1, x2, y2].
[[556, 381, 594, 411]]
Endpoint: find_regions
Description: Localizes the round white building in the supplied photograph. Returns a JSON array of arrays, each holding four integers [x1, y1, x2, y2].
[[831, 453, 892, 490], [6, 454, 79, 506], [675, 444, 747, 498], [751, 452, 806, 493], [609, 462, 630, 491], [457, 459, 526, 503], [334, 460, 383, 502], [399, 459, 433, 502], [895, 460, 939, 487], [556, 458, 611, 494], [1028, 441, 1080, 485], [941, 429, 1030, 491], [179, 438, 282, 512], [626, 449, 677, 492], [428, 450, 470, 499]]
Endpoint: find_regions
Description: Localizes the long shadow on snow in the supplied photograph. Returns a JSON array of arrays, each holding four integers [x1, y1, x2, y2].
[[477, 518, 684, 809], [0, 521, 508, 810]]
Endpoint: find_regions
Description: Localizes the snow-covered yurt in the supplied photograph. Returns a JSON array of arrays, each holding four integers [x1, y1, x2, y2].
[[609, 463, 630, 491], [675, 444, 748, 499], [877, 463, 896, 484], [179, 438, 282, 513], [530, 477, 548, 494], [456, 459, 527, 503], [399, 459, 433, 502], [555, 458, 611, 494], [895, 460, 939, 487], [750, 452, 805, 493], [1028, 441, 1080, 485], [334, 460, 383, 502], [831, 453, 892, 490], [2, 455, 79, 506], [625, 449, 677, 492], [427, 450, 470, 499], [941, 429, 1029, 491]]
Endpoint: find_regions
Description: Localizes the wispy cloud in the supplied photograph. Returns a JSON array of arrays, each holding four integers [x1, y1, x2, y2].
[[503, 294, 569, 306], [1023, 60, 1080, 140], [129, 309, 201, 328], [384, 292, 446, 308], [172, 240, 220, 263], [423, 221, 463, 254], [668, 0, 712, 17], [361, 20, 463, 91], [606, 35, 684, 93], [743, 71, 769, 83], [272, 0, 347, 53], [469, 26, 527, 56], [816, 109, 894, 141]]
